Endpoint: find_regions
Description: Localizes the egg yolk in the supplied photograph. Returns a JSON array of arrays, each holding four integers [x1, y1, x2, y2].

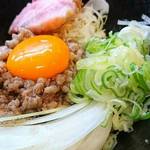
[[7, 35, 70, 80]]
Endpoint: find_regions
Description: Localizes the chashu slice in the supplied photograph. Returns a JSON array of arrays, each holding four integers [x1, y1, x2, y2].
[[9, 0, 81, 34]]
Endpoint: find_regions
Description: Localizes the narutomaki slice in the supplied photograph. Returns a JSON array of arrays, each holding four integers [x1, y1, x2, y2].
[[9, 0, 81, 34]]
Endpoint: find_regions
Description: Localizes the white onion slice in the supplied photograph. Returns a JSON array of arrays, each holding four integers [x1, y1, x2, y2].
[[142, 14, 150, 24], [0, 107, 64, 123], [0, 102, 111, 150], [24, 102, 89, 125]]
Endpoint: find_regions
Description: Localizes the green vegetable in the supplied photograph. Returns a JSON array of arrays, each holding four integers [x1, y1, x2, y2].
[[70, 23, 150, 132], [85, 32, 123, 55]]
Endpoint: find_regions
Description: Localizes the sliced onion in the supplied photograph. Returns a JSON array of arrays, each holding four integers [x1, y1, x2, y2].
[[24, 102, 89, 125], [142, 14, 150, 24], [0, 102, 111, 150], [0, 107, 64, 124]]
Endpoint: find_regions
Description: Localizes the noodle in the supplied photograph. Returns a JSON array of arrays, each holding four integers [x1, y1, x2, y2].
[[60, 6, 107, 47]]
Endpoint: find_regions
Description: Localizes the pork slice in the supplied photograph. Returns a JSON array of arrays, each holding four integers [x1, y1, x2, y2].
[[9, 0, 78, 34]]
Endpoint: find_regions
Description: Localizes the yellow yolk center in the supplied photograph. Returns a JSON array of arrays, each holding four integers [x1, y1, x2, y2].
[[7, 35, 70, 80]]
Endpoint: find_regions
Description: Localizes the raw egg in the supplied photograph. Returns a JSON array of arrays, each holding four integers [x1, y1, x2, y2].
[[7, 35, 70, 80]]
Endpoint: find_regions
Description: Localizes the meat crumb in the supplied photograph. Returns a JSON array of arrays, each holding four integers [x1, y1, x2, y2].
[[5, 28, 34, 49], [47, 101, 58, 109], [56, 74, 66, 85], [44, 85, 59, 94], [33, 83, 44, 95], [0, 46, 10, 61], [7, 99, 20, 112]]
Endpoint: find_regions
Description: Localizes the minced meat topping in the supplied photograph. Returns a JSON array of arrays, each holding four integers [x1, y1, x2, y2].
[[0, 28, 84, 115]]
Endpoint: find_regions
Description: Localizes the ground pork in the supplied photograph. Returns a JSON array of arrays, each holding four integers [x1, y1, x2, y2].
[[0, 29, 84, 115]]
